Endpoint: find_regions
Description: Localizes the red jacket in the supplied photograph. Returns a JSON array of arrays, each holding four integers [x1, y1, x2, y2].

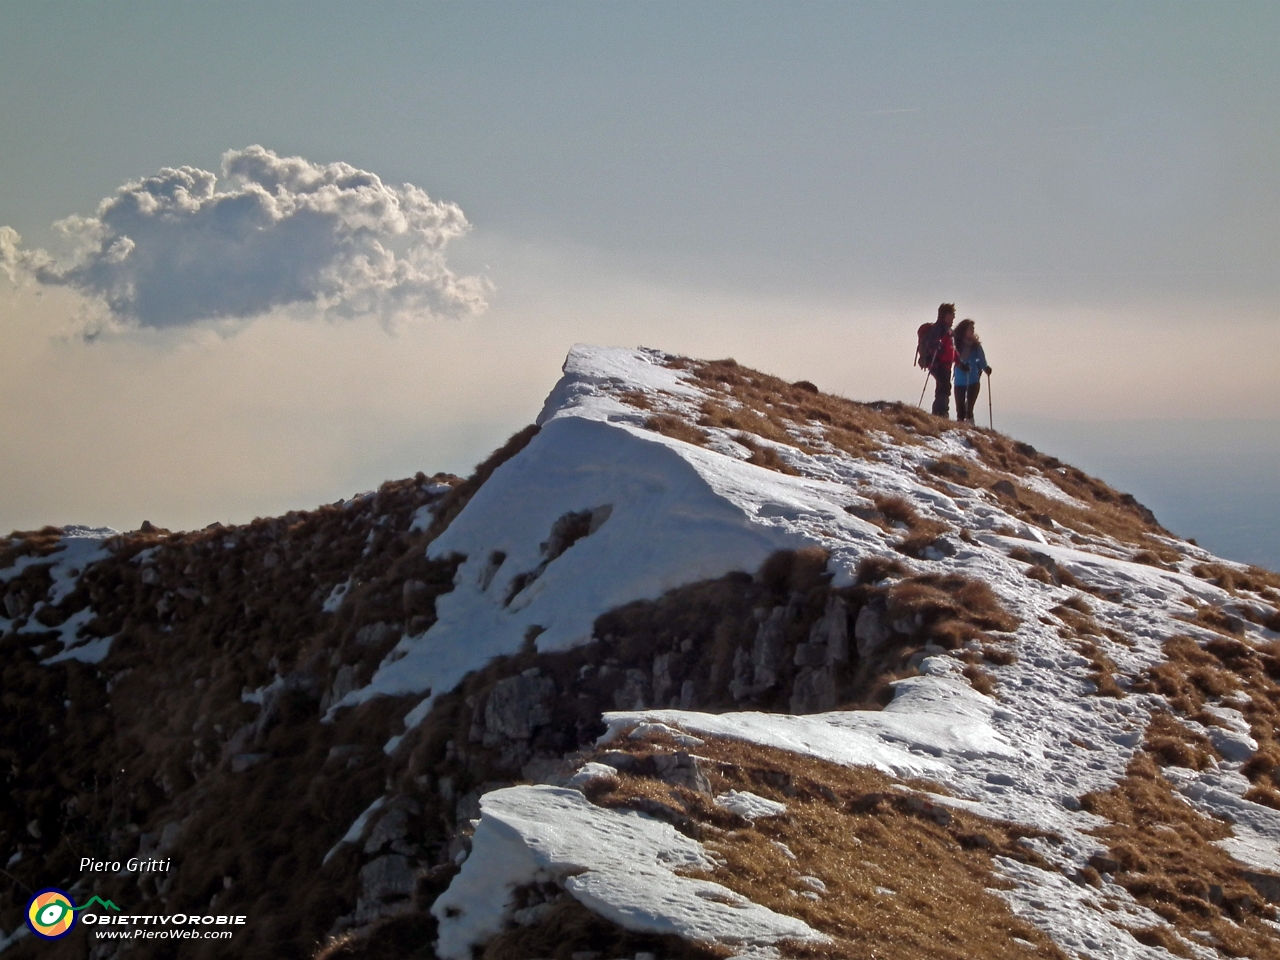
[[922, 322, 957, 369]]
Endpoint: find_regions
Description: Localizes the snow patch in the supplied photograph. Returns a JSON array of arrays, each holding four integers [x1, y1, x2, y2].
[[323, 796, 386, 865], [714, 790, 787, 821], [322, 577, 352, 613], [431, 785, 826, 959]]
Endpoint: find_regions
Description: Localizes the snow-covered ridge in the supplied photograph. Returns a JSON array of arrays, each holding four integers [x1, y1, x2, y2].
[[6, 345, 1279, 958], [394, 346, 1280, 959]]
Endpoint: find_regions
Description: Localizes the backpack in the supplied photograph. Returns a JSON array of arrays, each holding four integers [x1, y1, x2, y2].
[[915, 323, 943, 369]]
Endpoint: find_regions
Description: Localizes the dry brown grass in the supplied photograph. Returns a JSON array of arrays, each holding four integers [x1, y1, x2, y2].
[[872, 495, 918, 526], [862, 495, 952, 559], [962, 663, 997, 696], [734, 433, 800, 474], [961, 432, 1168, 543], [1193, 562, 1280, 596], [1143, 710, 1218, 770], [582, 734, 1068, 960], [683, 359, 931, 465], [854, 555, 910, 584], [1007, 546, 1085, 591], [640, 353, 1174, 547], [479, 897, 728, 960], [618, 389, 654, 410], [647, 413, 709, 447], [1182, 603, 1248, 637], [1048, 598, 1131, 697], [1081, 721, 1280, 957], [0, 525, 68, 573], [886, 574, 1020, 641], [707, 349, 1183, 546], [1135, 635, 1243, 717], [1133, 634, 1280, 795]]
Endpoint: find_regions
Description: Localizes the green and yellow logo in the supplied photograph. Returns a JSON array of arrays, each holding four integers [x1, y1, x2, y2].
[[26, 889, 121, 939], [27, 889, 77, 939]]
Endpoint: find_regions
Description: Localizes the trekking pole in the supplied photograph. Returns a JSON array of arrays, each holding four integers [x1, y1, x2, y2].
[[986, 371, 993, 430], [917, 368, 932, 408]]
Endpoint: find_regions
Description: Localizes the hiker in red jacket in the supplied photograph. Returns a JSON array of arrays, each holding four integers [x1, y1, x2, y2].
[[915, 303, 958, 418]]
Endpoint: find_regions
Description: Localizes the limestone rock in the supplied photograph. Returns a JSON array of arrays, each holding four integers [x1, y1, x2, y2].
[[809, 595, 849, 664], [355, 855, 418, 924], [612, 668, 649, 710], [855, 601, 890, 658], [355, 621, 395, 647], [790, 665, 836, 714], [653, 751, 711, 794], [751, 606, 788, 690], [652, 652, 675, 704], [730, 646, 752, 701], [484, 670, 555, 741]]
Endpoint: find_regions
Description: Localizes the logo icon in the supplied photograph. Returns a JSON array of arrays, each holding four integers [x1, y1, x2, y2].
[[26, 889, 77, 939]]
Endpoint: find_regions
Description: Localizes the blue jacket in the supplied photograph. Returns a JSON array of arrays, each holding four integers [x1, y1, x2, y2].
[[953, 343, 988, 387]]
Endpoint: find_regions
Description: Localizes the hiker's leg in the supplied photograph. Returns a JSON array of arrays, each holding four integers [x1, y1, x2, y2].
[[931, 368, 951, 417], [954, 383, 968, 421], [967, 382, 981, 422]]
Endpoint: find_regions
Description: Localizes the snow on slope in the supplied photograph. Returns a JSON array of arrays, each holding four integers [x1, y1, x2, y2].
[[332, 346, 1278, 958], [1, 526, 117, 662], [432, 785, 826, 959]]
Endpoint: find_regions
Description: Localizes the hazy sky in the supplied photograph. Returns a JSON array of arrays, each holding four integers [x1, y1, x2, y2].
[[2, 2, 1277, 563]]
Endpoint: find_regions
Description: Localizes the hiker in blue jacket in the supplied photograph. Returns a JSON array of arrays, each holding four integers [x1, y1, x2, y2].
[[952, 319, 992, 424]]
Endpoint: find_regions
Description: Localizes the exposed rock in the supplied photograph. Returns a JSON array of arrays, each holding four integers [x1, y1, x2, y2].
[[1119, 492, 1159, 527], [320, 664, 357, 713], [855, 600, 890, 658], [231, 752, 268, 773], [157, 821, 183, 855], [730, 646, 752, 701], [355, 854, 418, 924], [326, 744, 364, 768], [597, 751, 639, 773], [455, 782, 511, 824], [652, 751, 711, 794], [521, 754, 570, 785], [751, 606, 788, 690], [790, 665, 836, 714], [809, 595, 849, 663], [991, 479, 1019, 500], [652, 652, 675, 704], [484, 670, 555, 741], [679, 679, 697, 709], [612, 667, 649, 710], [543, 504, 612, 562], [1242, 870, 1280, 904], [793, 643, 827, 668], [364, 798, 422, 855], [402, 578, 429, 612], [477, 554, 504, 592], [355, 621, 395, 647]]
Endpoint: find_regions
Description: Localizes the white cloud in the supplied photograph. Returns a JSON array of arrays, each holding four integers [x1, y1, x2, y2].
[[0, 146, 488, 333]]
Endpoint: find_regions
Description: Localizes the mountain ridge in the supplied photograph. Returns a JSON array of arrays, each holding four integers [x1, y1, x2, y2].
[[3, 345, 1280, 960]]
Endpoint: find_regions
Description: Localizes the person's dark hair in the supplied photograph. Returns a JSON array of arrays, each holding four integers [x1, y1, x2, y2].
[[937, 303, 956, 322], [954, 318, 980, 346]]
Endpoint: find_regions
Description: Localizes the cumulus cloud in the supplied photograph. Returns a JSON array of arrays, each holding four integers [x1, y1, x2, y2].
[[0, 146, 488, 332]]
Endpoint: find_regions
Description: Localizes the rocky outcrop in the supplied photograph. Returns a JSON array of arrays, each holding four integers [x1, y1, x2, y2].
[[483, 670, 555, 742], [790, 595, 849, 713]]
